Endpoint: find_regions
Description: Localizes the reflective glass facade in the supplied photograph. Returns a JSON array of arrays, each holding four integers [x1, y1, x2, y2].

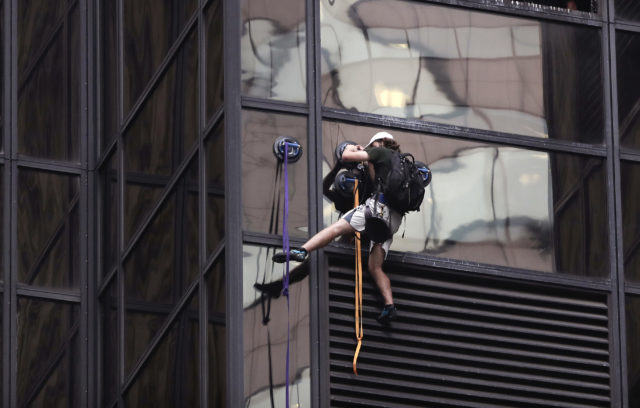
[[0, 0, 638, 407]]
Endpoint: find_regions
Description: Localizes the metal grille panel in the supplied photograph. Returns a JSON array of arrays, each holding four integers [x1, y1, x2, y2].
[[328, 257, 610, 408]]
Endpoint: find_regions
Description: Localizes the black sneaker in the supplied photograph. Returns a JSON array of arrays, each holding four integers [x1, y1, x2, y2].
[[272, 247, 308, 263], [376, 304, 397, 324]]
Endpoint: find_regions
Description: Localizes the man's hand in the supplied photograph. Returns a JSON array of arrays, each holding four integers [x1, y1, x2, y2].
[[341, 144, 369, 163]]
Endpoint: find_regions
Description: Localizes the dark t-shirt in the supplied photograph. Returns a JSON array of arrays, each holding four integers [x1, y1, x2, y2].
[[365, 146, 394, 182]]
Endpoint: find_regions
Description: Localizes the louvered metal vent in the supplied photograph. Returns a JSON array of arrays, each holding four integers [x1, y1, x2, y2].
[[327, 257, 610, 408]]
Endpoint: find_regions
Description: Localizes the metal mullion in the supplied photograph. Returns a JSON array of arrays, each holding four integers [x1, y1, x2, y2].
[[614, 22, 640, 34], [242, 231, 306, 249], [120, 142, 199, 262], [607, 15, 628, 406], [115, 0, 124, 405], [2, 0, 11, 403], [203, 105, 223, 138], [119, 12, 198, 136], [322, 108, 611, 158], [95, 136, 117, 171], [620, 150, 640, 161], [197, 1, 208, 407], [98, 265, 117, 297], [419, 0, 605, 26], [8, 0, 17, 406], [626, 285, 640, 295], [203, 240, 225, 276], [120, 277, 200, 395], [241, 96, 309, 115]]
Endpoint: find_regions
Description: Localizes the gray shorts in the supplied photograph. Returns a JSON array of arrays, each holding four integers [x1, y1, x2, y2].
[[342, 196, 402, 257]]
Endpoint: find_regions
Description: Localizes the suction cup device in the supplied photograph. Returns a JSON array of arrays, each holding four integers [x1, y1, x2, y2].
[[415, 161, 432, 187], [273, 136, 303, 163], [335, 140, 358, 168], [333, 170, 358, 198]]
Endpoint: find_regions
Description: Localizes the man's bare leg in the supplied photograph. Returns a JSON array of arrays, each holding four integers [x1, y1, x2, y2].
[[301, 219, 355, 252], [368, 244, 393, 305]]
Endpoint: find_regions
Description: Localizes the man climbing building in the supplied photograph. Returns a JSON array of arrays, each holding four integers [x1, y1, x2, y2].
[[272, 131, 403, 324]]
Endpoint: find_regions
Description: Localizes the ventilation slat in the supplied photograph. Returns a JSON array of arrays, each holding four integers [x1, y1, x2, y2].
[[328, 256, 611, 408]]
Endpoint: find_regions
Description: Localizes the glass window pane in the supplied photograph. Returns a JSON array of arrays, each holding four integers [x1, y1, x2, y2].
[[124, 30, 198, 242], [124, 159, 199, 373], [123, 0, 197, 114], [17, 169, 80, 288], [616, 31, 640, 152], [243, 245, 310, 407], [241, 0, 306, 102], [0, 165, 2, 281], [100, 154, 118, 281], [322, 122, 609, 278], [207, 255, 226, 407], [101, 0, 118, 150], [627, 295, 640, 407], [615, 0, 640, 22], [206, 0, 224, 121], [321, 0, 603, 144], [18, 0, 80, 161], [17, 298, 80, 407], [242, 110, 308, 238], [125, 294, 199, 407], [621, 161, 640, 283], [206, 122, 224, 257], [100, 280, 118, 407]]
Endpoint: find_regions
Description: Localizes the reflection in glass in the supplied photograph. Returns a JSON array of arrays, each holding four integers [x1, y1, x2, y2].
[[17, 169, 80, 288], [208, 256, 226, 407], [125, 295, 199, 407], [17, 298, 79, 407], [526, 0, 594, 11], [206, 122, 225, 257], [621, 161, 640, 283], [101, 0, 118, 150], [100, 280, 118, 407], [100, 154, 118, 281], [123, 0, 196, 113], [124, 30, 198, 242], [124, 159, 199, 373], [242, 110, 308, 238], [628, 296, 640, 407], [615, 0, 640, 22], [18, 1, 79, 160], [243, 245, 310, 407], [321, 0, 603, 143], [206, 0, 224, 120], [616, 31, 640, 151], [241, 0, 306, 102], [323, 121, 608, 277]]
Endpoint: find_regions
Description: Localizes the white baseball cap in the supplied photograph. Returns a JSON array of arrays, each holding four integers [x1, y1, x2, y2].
[[364, 131, 394, 148]]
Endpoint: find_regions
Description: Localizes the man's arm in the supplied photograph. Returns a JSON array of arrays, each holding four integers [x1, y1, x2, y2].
[[341, 144, 369, 163]]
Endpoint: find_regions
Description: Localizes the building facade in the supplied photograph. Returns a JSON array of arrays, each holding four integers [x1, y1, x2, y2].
[[0, 0, 639, 406]]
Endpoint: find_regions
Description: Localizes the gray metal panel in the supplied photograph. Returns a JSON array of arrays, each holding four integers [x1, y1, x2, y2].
[[327, 255, 611, 407]]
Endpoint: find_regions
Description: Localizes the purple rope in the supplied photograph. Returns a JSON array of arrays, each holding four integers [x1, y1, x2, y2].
[[282, 142, 291, 408]]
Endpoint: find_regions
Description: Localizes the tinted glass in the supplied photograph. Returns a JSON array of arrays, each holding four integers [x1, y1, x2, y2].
[[17, 169, 80, 288], [206, 0, 224, 121], [627, 296, 640, 407], [123, 0, 196, 114], [101, 0, 118, 150], [0, 0, 3, 153], [323, 121, 609, 277], [621, 161, 640, 283], [0, 166, 2, 280], [125, 294, 199, 407], [206, 122, 224, 257], [18, 0, 79, 161], [241, 0, 306, 102], [207, 256, 226, 407], [100, 154, 118, 280], [124, 30, 198, 242], [615, 0, 640, 22], [242, 110, 308, 238], [321, 0, 603, 144], [527, 0, 594, 11], [124, 159, 199, 373], [17, 298, 80, 407], [616, 31, 640, 151], [243, 245, 310, 407], [100, 280, 118, 407]]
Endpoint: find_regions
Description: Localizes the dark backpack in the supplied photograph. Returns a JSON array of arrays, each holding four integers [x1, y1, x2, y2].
[[380, 152, 429, 214]]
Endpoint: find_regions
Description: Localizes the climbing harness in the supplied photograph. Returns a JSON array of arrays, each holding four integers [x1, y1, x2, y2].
[[353, 179, 364, 376]]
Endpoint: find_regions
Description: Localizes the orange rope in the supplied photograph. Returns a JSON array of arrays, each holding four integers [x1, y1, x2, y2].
[[353, 179, 363, 375]]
